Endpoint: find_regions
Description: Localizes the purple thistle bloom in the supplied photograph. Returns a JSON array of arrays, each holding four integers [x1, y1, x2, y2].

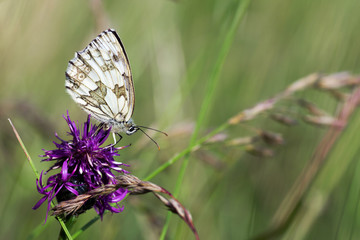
[[33, 112, 129, 221]]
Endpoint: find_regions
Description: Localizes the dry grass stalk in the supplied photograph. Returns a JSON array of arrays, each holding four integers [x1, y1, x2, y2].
[[223, 72, 360, 158], [228, 73, 359, 125], [253, 86, 360, 240], [52, 174, 200, 240]]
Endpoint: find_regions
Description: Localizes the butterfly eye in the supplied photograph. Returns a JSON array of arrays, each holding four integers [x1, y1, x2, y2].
[[126, 126, 138, 135]]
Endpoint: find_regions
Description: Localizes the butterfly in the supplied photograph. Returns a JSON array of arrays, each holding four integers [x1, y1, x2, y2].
[[65, 29, 166, 147]]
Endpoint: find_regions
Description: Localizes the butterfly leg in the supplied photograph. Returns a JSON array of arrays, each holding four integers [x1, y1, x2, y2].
[[116, 133, 123, 144], [112, 133, 123, 146], [112, 133, 117, 145]]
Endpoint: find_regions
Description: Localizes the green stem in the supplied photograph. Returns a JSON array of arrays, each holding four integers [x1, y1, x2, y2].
[[8, 119, 73, 240], [158, 0, 252, 238], [58, 217, 76, 240], [145, 122, 229, 181]]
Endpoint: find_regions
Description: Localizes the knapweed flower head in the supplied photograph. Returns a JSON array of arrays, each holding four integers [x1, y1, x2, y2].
[[33, 112, 129, 221]]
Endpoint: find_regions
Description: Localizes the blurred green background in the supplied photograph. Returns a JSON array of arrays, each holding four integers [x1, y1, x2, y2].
[[1, 0, 360, 239]]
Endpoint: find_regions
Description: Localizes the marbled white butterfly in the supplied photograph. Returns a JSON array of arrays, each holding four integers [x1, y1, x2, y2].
[[65, 29, 165, 147]]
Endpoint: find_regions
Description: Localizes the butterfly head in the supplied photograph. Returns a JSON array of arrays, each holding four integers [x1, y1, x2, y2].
[[125, 123, 138, 135], [105, 118, 137, 135], [108, 118, 167, 149]]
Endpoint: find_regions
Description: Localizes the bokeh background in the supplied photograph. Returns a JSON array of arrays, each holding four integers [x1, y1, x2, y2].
[[1, 0, 360, 239]]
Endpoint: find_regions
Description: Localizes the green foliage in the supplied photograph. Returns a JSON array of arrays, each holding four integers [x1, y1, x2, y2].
[[2, 0, 360, 239]]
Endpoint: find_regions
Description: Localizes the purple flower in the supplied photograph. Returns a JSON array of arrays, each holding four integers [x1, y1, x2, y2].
[[33, 112, 129, 221]]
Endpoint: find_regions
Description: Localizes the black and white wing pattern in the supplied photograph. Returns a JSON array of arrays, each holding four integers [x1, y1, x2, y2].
[[65, 29, 137, 134]]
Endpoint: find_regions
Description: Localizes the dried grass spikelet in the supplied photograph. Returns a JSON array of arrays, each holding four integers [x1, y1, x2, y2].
[[226, 136, 255, 147], [225, 72, 360, 159], [303, 115, 344, 127], [315, 72, 360, 90], [245, 144, 274, 158], [52, 174, 200, 240], [258, 130, 284, 145], [297, 99, 329, 116], [228, 72, 359, 127], [270, 113, 298, 126]]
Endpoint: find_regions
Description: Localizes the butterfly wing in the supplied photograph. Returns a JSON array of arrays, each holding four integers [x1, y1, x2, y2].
[[65, 29, 135, 124]]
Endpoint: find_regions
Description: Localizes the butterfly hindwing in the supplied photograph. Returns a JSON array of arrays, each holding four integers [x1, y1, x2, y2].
[[65, 29, 134, 124]]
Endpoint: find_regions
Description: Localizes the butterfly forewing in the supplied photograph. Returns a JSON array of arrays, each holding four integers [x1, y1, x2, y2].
[[65, 29, 135, 127]]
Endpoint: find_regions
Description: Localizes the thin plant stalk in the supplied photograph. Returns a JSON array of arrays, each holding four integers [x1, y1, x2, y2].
[[159, 0, 252, 238], [252, 87, 360, 239], [282, 88, 360, 239], [8, 119, 73, 240]]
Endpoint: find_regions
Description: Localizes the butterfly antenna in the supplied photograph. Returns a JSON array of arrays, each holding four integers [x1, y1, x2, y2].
[[138, 128, 161, 150], [136, 126, 168, 136]]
